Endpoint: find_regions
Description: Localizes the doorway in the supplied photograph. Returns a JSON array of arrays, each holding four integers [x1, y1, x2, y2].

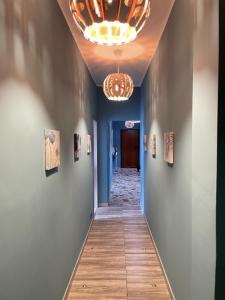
[[109, 121, 141, 208]]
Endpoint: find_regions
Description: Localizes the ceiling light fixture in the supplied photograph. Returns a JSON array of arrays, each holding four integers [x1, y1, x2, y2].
[[125, 120, 140, 128], [70, 0, 151, 46], [125, 121, 135, 128], [103, 49, 134, 101]]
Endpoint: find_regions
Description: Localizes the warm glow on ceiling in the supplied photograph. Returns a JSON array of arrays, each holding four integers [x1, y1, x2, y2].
[[58, 0, 175, 86], [70, 0, 151, 46]]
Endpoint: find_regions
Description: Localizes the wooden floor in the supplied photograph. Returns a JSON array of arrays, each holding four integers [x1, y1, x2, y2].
[[66, 207, 172, 300]]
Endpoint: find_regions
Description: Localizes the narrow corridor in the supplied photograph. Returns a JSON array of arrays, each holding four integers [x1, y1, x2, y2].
[[66, 207, 172, 300], [0, 0, 219, 299]]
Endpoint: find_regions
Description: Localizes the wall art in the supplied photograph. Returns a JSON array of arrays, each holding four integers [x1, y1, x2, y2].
[[150, 134, 156, 157], [45, 129, 60, 170], [144, 134, 148, 151], [74, 133, 81, 160], [87, 134, 92, 154], [164, 132, 175, 164]]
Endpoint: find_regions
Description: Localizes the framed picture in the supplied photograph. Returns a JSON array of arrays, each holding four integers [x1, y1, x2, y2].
[[144, 134, 148, 151], [150, 134, 156, 157], [87, 134, 92, 154], [164, 132, 174, 164], [45, 129, 60, 170], [74, 133, 81, 160]]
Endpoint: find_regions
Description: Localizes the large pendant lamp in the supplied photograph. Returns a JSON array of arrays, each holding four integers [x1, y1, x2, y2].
[[70, 0, 151, 46]]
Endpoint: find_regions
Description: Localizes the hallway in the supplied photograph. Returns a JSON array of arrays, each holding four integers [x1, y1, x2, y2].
[[66, 207, 172, 300], [109, 168, 141, 207], [0, 0, 219, 299]]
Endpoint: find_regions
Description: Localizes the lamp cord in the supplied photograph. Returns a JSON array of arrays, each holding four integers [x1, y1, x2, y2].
[[117, 62, 120, 74]]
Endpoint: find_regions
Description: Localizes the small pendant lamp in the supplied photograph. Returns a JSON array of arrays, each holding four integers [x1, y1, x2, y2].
[[103, 50, 134, 101]]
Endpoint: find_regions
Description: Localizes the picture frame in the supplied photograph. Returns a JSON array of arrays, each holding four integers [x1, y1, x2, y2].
[[150, 134, 156, 157], [74, 133, 81, 161], [164, 132, 174, 164], [87, 134, 92, 154], [45, 129, 60, 170], [144, 134, 148, 152]]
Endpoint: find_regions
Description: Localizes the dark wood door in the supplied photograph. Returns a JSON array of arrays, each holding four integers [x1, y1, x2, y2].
[[121, 129, 140, 168]]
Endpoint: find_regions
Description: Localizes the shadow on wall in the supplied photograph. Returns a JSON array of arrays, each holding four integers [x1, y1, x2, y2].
[[0, 0, 94, 134], [45, 167, 58, 177]]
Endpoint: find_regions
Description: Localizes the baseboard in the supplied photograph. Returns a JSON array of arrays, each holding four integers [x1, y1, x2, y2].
[[144, 214, 176, 300], [62, 218, 94, 300], [98, 202, 109, 207]]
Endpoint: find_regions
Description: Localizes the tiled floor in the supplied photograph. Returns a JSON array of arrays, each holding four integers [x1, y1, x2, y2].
[[109, 168, 141, 207], [66, 207, 172, 300]]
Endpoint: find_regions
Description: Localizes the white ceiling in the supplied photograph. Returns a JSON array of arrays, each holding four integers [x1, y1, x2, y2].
[[57, 0, 175, 86]]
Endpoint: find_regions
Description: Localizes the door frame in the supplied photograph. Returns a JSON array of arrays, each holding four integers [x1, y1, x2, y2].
[[93, 120, 98, 214]]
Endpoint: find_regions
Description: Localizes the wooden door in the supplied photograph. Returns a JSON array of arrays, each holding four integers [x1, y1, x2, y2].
[[121, 129, 140, 168]]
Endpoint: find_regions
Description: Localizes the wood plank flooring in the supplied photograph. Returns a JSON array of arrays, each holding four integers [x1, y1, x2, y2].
[[66, 208, 172, 300]]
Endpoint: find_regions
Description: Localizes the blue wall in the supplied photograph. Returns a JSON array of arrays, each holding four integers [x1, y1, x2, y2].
[[97, 88, 141, 204]]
